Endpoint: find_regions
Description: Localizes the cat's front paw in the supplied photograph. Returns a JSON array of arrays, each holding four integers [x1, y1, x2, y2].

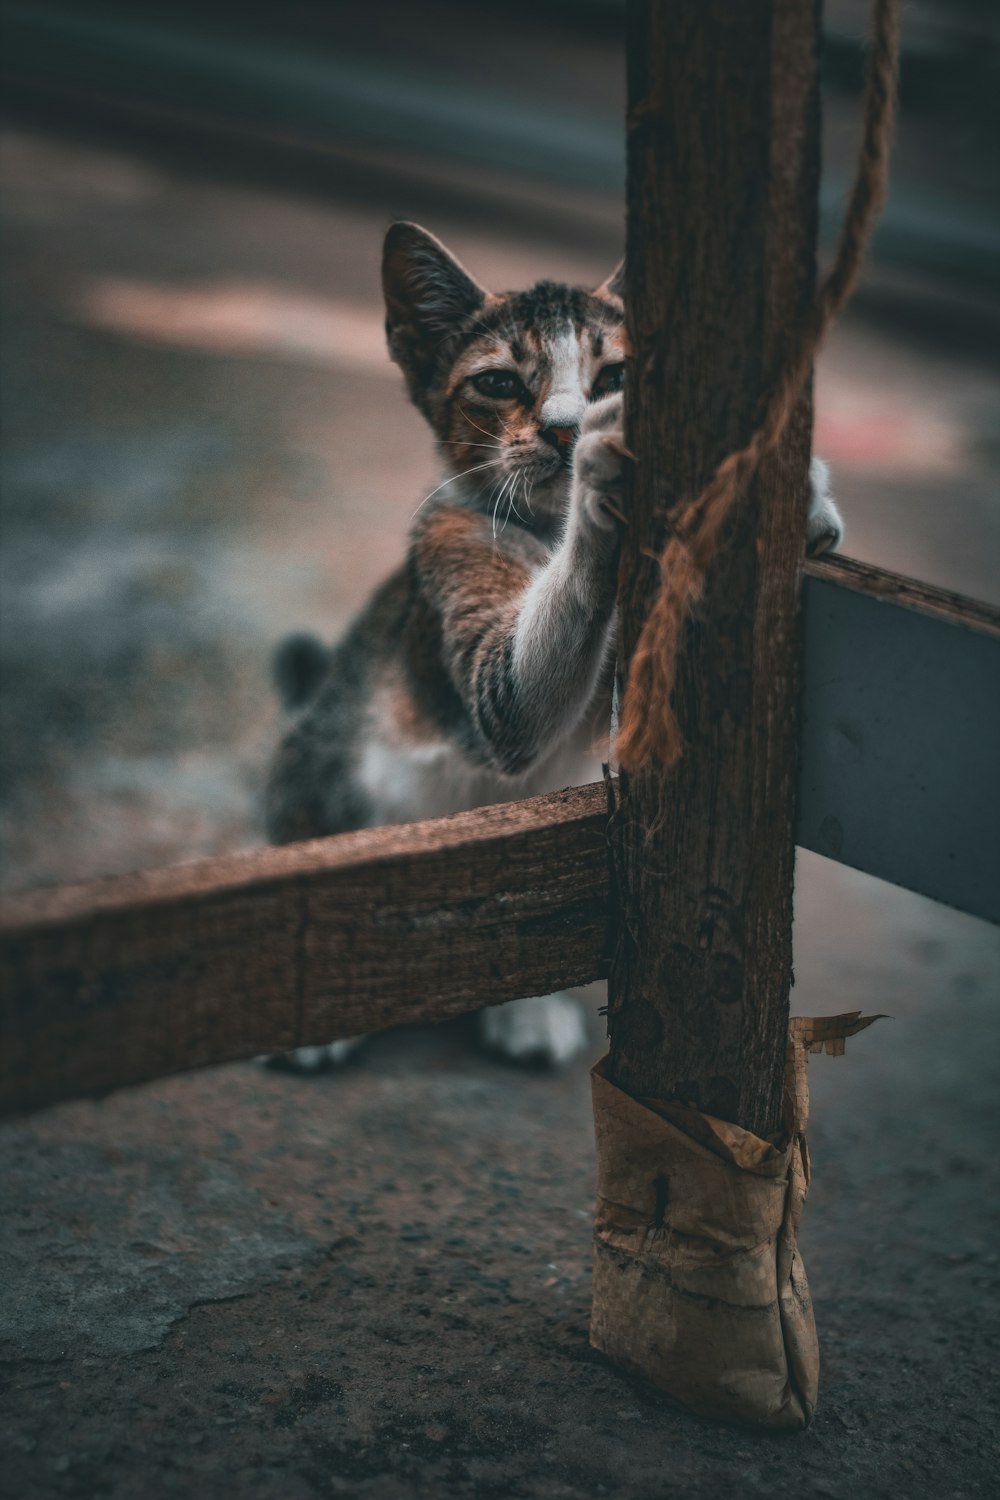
[[572, 393, 628, 533], [806, 456, 844, 556], [261, 1037, 365, 1072], [480, 992, 588, 1068]]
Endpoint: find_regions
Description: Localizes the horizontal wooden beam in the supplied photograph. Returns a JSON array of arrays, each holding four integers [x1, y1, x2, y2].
[[1, 557, 997, 1114], [0, 785, 610, 1113]]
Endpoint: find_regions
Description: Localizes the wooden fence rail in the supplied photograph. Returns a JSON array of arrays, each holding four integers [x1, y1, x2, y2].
[[0, 784, 609, 1114], [2, 556, 998, 1116]]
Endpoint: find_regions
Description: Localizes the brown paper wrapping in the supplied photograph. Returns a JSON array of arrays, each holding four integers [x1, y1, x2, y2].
[[590, 1012, 881, 1430]]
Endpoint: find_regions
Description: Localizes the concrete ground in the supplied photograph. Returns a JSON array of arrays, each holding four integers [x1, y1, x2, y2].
[[1, 127, 999, 1498]]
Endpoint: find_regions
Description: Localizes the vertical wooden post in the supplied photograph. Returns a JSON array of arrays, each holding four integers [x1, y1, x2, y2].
[[607, 0, 821, 1138]]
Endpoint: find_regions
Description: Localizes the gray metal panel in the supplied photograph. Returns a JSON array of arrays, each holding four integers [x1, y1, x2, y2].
[[797, 570, 1000, 924]]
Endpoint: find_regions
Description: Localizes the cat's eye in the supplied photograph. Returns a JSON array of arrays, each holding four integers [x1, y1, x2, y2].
[[592, 363, 625, 398], [471, 369, 524, 401]]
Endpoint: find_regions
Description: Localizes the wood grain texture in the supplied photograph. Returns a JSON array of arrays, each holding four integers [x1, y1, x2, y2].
[[0, 784, 610, 1114], [606, 0, 821, 1136]]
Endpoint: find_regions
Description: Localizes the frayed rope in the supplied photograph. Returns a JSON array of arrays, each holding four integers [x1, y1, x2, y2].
[[615, 0, 901, 773]]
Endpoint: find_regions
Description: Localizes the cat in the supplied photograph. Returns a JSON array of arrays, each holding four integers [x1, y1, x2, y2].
[[265, 221, 843, 1069]]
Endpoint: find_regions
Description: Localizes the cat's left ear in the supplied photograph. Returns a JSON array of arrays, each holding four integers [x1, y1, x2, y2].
[[593, 260, 625, 302], [383, 222, 488, 398]]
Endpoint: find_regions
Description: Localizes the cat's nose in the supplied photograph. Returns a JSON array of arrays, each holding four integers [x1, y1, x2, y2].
[[539, 423, 578, 452]]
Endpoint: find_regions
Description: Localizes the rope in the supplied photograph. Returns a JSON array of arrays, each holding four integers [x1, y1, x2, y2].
[[614, 0, 901, 772]]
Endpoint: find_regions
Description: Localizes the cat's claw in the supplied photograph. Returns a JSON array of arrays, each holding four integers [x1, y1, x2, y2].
[[480, 992, 588, 1068], [806, 456, 844, 556]]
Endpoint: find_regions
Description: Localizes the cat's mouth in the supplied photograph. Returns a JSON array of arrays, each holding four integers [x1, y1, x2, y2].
[[521, 445, 573, 486], [498, 458, 572, 522], [444, 446, 571, 520]]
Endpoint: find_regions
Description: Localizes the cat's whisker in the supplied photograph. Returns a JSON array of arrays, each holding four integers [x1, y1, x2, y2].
[[491, 472, 515, 540], [485, 470, 505, 537], [460, 408, 505, 444], [461, 405, 520, 444], [490, 479, 503, 540], [440, 439, 506, 452], [411, 459, 502, 519], [498, 473, 520, 535], [507, 473, 528, 525]]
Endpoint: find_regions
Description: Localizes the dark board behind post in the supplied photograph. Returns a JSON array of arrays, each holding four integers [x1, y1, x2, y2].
[[607, 0, 821, 1138]]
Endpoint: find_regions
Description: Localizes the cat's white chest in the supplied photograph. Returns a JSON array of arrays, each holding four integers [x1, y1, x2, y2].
[[355, 728, 604, 827]]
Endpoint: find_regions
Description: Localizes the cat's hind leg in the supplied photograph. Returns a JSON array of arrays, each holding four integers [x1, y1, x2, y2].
[[480, 992, 588, 1068]]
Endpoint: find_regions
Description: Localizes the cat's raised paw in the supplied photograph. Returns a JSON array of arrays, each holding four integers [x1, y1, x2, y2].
[[480, 992, 588, 1068], [573, 393, 628, 532]]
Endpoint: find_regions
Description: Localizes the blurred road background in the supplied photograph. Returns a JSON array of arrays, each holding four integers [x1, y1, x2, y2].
[[1, 3, 998, 1497]]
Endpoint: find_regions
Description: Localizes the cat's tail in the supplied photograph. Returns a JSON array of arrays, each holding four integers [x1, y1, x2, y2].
[[273, 632, 329, 711]]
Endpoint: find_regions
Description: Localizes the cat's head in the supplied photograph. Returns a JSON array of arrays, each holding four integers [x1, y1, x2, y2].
[[383, 222, 624, 523]]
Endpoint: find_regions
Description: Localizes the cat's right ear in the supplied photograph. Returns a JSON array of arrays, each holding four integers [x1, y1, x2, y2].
[[382, 223, 488, 391], [593, 260, 625, 302]]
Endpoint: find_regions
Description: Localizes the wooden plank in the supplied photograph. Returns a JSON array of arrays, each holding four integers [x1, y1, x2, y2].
[[0, 784, 610, 1114], [605, 0, 820, 1136], [799, 555, 1000, 923]]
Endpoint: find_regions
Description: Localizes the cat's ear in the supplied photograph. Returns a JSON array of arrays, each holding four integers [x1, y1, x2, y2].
[[593, 259, 625, 302], [382, 223, 488, 390]]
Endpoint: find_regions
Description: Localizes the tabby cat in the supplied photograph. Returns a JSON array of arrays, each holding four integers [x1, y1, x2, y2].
[[265, 222, 842, 1068]]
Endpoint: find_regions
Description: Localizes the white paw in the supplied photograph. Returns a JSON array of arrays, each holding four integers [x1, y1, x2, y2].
[[261, 1037, 365, 1072], [480, 992, 588, 1067], [806, 456, 844, 556], [580, 390, 623, 436], [573, 393, 627, 532]]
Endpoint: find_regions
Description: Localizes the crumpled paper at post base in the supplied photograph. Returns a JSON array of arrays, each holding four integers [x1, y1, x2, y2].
[[589, 1012, 881, 1431]]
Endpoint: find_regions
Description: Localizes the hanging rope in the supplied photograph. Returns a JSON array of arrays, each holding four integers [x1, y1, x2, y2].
[[614, 0, 902, 772]]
